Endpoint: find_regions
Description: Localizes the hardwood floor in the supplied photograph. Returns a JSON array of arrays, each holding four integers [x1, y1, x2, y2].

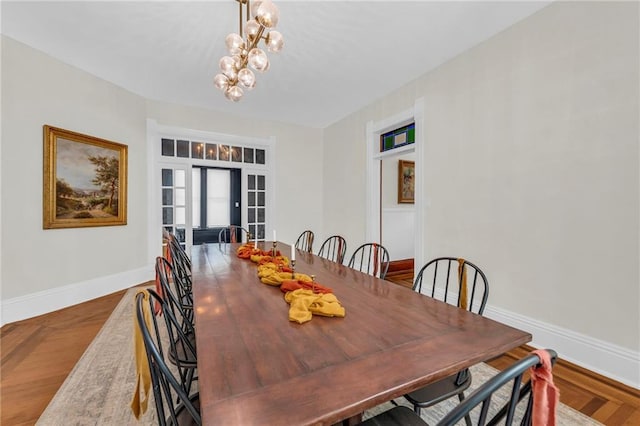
[[1, 288, 129, 426], [486, 346, 640, 425], [2, 280, 639, 425]]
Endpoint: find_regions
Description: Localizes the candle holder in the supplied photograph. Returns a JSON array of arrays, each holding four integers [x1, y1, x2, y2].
[[291, 259, 296, 279], [272, 241, 277, 258]]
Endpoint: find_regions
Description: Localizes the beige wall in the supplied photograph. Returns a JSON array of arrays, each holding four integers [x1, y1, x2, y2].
[[323, 1, 639, 353], [1, 36, 148, 300], [0, 36, 323, 308]]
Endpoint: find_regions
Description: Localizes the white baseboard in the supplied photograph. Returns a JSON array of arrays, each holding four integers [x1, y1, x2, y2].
[[484, 304, 640, 390], [419, 287, 640, 390], [0, 265, 154, 327]]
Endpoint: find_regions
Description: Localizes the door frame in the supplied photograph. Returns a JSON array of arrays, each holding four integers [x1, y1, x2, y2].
[[365, 98, 425, 277], [146, 119, 275, 264]]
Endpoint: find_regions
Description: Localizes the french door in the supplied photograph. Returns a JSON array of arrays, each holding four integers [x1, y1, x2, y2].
[[156, 134, 273, 257], [160, 164, 191, 251]]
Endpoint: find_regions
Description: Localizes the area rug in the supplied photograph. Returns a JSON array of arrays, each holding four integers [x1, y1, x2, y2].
[[37, 288, 602, 425]]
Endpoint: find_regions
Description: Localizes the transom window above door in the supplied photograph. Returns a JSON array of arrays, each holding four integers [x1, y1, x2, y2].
[[380, 123, 415, 152], [161, 138, 265, 165]]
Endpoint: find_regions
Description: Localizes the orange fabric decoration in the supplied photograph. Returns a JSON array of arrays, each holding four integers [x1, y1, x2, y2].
[[237, 245, 256, 259], [280, 279, 333, 294], [530, 349, 560, 426]]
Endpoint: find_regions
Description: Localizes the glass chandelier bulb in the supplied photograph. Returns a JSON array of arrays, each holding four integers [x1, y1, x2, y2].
[[232, 55, 243, 69], [248, 48, 269, 72], [237, 68, 256, 89], [245, 19, 261, 42], [213, 73, 230, 91], [224, 68, 238, 80], [250, 0, 263, 18], [225, 85, 243, 102], [255, 0, 279, 28], [225, 33, 245, 55], [219, 56, 236, 74], [265, 31, 284, 53]]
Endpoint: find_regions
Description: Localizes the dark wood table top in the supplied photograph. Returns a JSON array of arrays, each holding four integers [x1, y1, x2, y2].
[[192, 242, 531, 425]]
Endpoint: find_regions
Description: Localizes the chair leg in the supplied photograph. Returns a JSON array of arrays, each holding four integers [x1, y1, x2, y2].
[[458, 392, 472, 426], [413, 405, 421, 416]]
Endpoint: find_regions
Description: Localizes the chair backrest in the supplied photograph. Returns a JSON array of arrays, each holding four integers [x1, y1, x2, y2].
[[347, 243, 390, 279], [437, 349, 558, 426], [295, 230, 315, 253], [166, 234, 192, 287], [218, 225, 250, 244], [317, 235, 347, 264], [155, 256, 194, 329], [136, 290, 201, 425], [413, 257, 489, 314]]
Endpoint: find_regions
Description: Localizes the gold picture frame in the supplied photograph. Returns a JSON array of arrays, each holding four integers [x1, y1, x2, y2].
[[398, 159, 415, 204], [43, 125, 128, 229]]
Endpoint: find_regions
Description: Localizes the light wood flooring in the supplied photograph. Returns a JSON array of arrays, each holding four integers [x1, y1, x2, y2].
[[1, 280, 639, 425]]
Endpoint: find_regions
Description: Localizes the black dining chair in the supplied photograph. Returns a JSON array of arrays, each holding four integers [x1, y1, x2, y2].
[[317, 235, 347, 264], [154, 259, 198, 390], [136, 290, 201, 425], [347, 243, 390, 279], [402, 257, 490, 424], [295, 230, 315, 253], [362, 349, 558, 426], [166, 233, 192, 289], [438, 349, 558, 426], [156, 256, 194, 330], [218, 225, 250, 244]]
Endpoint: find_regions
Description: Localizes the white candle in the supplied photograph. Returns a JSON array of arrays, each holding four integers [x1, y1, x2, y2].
[[254, 238, 257, 249], [291, 246, 295, 262], [273, 230, 276, 242]]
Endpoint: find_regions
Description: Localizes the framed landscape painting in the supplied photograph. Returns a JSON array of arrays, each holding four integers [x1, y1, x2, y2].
[[398, 159, 415, 204], [43, 125, 128, 229]]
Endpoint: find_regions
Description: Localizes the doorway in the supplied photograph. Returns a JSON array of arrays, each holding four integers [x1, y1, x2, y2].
[[148, 120, 276, 263], [191, 167, 242, 245], [365, 98, 425, 278], [380, 152, 416, 261]]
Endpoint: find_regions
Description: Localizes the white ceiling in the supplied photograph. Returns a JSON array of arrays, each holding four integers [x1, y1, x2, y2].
[[1, 1, 551, 128]]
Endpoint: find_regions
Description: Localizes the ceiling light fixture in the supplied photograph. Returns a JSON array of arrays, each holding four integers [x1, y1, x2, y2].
[[214, 0, 284, 102]]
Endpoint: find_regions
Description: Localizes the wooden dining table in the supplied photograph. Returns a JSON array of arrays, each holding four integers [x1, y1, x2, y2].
[[191, 242, 531, 425]]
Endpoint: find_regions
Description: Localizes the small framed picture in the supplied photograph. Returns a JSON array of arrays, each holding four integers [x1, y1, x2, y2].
[[398, 159, 415, 204]]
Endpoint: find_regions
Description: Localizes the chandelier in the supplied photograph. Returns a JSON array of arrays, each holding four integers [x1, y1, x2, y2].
[[214, 0, 284, 102]]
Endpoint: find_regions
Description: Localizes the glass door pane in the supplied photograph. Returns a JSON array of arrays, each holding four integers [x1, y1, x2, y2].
[[160, 166, 191, 253]]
